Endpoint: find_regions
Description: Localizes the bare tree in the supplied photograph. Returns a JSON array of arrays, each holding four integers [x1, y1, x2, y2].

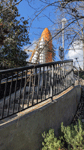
[[26, 0, 84, 66]]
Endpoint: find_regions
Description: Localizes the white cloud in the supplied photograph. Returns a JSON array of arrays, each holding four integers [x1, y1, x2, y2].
[[65, 40, 83, 69]]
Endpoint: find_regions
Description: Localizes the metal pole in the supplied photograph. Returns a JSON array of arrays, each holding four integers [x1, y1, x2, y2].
[[62, 21, 64, 49], [62, 18, 67, 49], [61, 18, 67, 61]]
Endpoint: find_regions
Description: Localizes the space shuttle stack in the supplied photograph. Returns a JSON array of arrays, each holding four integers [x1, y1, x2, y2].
[[40, 28, 52, 63], [30, 28, 52, 64]]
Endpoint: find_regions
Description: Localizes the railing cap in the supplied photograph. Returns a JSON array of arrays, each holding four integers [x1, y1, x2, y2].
[[0, 59, 73, 74]]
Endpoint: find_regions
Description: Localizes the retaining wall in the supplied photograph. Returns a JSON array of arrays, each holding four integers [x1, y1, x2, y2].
[[0, 85, 81, 150]]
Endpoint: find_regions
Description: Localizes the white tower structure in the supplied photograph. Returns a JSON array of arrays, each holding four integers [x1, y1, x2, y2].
[[59, 18, 67, 61], [61, 18, 67, 49]]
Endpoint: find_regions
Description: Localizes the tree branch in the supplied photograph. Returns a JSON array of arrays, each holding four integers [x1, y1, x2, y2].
[[0, 0, 22, 13]]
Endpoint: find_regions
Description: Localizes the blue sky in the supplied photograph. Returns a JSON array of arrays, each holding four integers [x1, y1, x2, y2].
[[17, 0, 60, 61], [17, 0, 83, 67], [17, 0, 54, 41]]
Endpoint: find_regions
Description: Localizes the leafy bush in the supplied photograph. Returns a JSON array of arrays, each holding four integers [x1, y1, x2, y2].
[[42, 119, 84, 150], [42, 129, 64, 150]]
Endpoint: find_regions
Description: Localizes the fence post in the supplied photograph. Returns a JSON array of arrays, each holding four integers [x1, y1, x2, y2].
[[78, 66, 79, 85], [50, 65, 54, 101], [71, 61, 74, 86], [0, 73, 1, 90]]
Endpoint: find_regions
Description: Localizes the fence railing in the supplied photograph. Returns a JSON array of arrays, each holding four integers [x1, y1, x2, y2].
[[0, 60, 74, 120]]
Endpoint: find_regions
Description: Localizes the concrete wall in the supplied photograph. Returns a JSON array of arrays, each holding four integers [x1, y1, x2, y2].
[[0, 85, 81, 150]]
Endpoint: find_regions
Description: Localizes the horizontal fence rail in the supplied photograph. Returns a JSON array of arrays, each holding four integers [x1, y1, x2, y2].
[[0, 60, 74, 120]]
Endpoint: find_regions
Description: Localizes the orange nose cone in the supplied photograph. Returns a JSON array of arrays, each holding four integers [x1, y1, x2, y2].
[[40, 28, 52, 63]]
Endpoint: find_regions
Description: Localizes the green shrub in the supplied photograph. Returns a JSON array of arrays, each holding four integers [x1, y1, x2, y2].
[[42, 129, 64, 150], [42, 119, 84, 150], [61, 119, 84, 150]]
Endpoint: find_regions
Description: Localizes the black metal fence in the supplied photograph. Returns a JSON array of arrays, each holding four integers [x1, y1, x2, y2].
[[0, 60, 74, 120]]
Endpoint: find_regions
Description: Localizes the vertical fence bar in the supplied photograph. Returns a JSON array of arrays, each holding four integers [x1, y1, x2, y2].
[[70, 62, 72, 86], [0, 73, 1, 119], [32, 68, 36, 105], [0, 73, 1, 91], [58, 64, 60, 93], [42, 67, 45, 101], [60, 64, 61, 92], [50, 65, 52, 99], [53, 64, 55, 95], [64, 62, 66, 89], [46, 66, 48, 99], [13, 71, 18, 113], [61, 63, 63, 91], [67, 64, 69, 88], [35, 68, 37, 104], [63, 63, 65, 90], [41, 67, 43, 102], [37, 68, 40, 103], [55, 64, 57, 95], [50, 65, 54, 101], [27, 69, 32, 107], [65, 63, 67, 88], [2, 74, 8, 118], [18, 70, 23, 111], [62, 63, 64, 90], [71, 61, 74, 85], [39, 67, 41, 101], [66, 63, 68, 88], [7, 72, 13, 116], [65, 63, 67, 89], [23, 70, 27, 108], [48, 66, 51, 97], [59, 63, 61, 92], [55, 64, 56, 95], [44, 66, 47, 100], [56, 64, 58, 94], [69, 63, 70, 87]]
